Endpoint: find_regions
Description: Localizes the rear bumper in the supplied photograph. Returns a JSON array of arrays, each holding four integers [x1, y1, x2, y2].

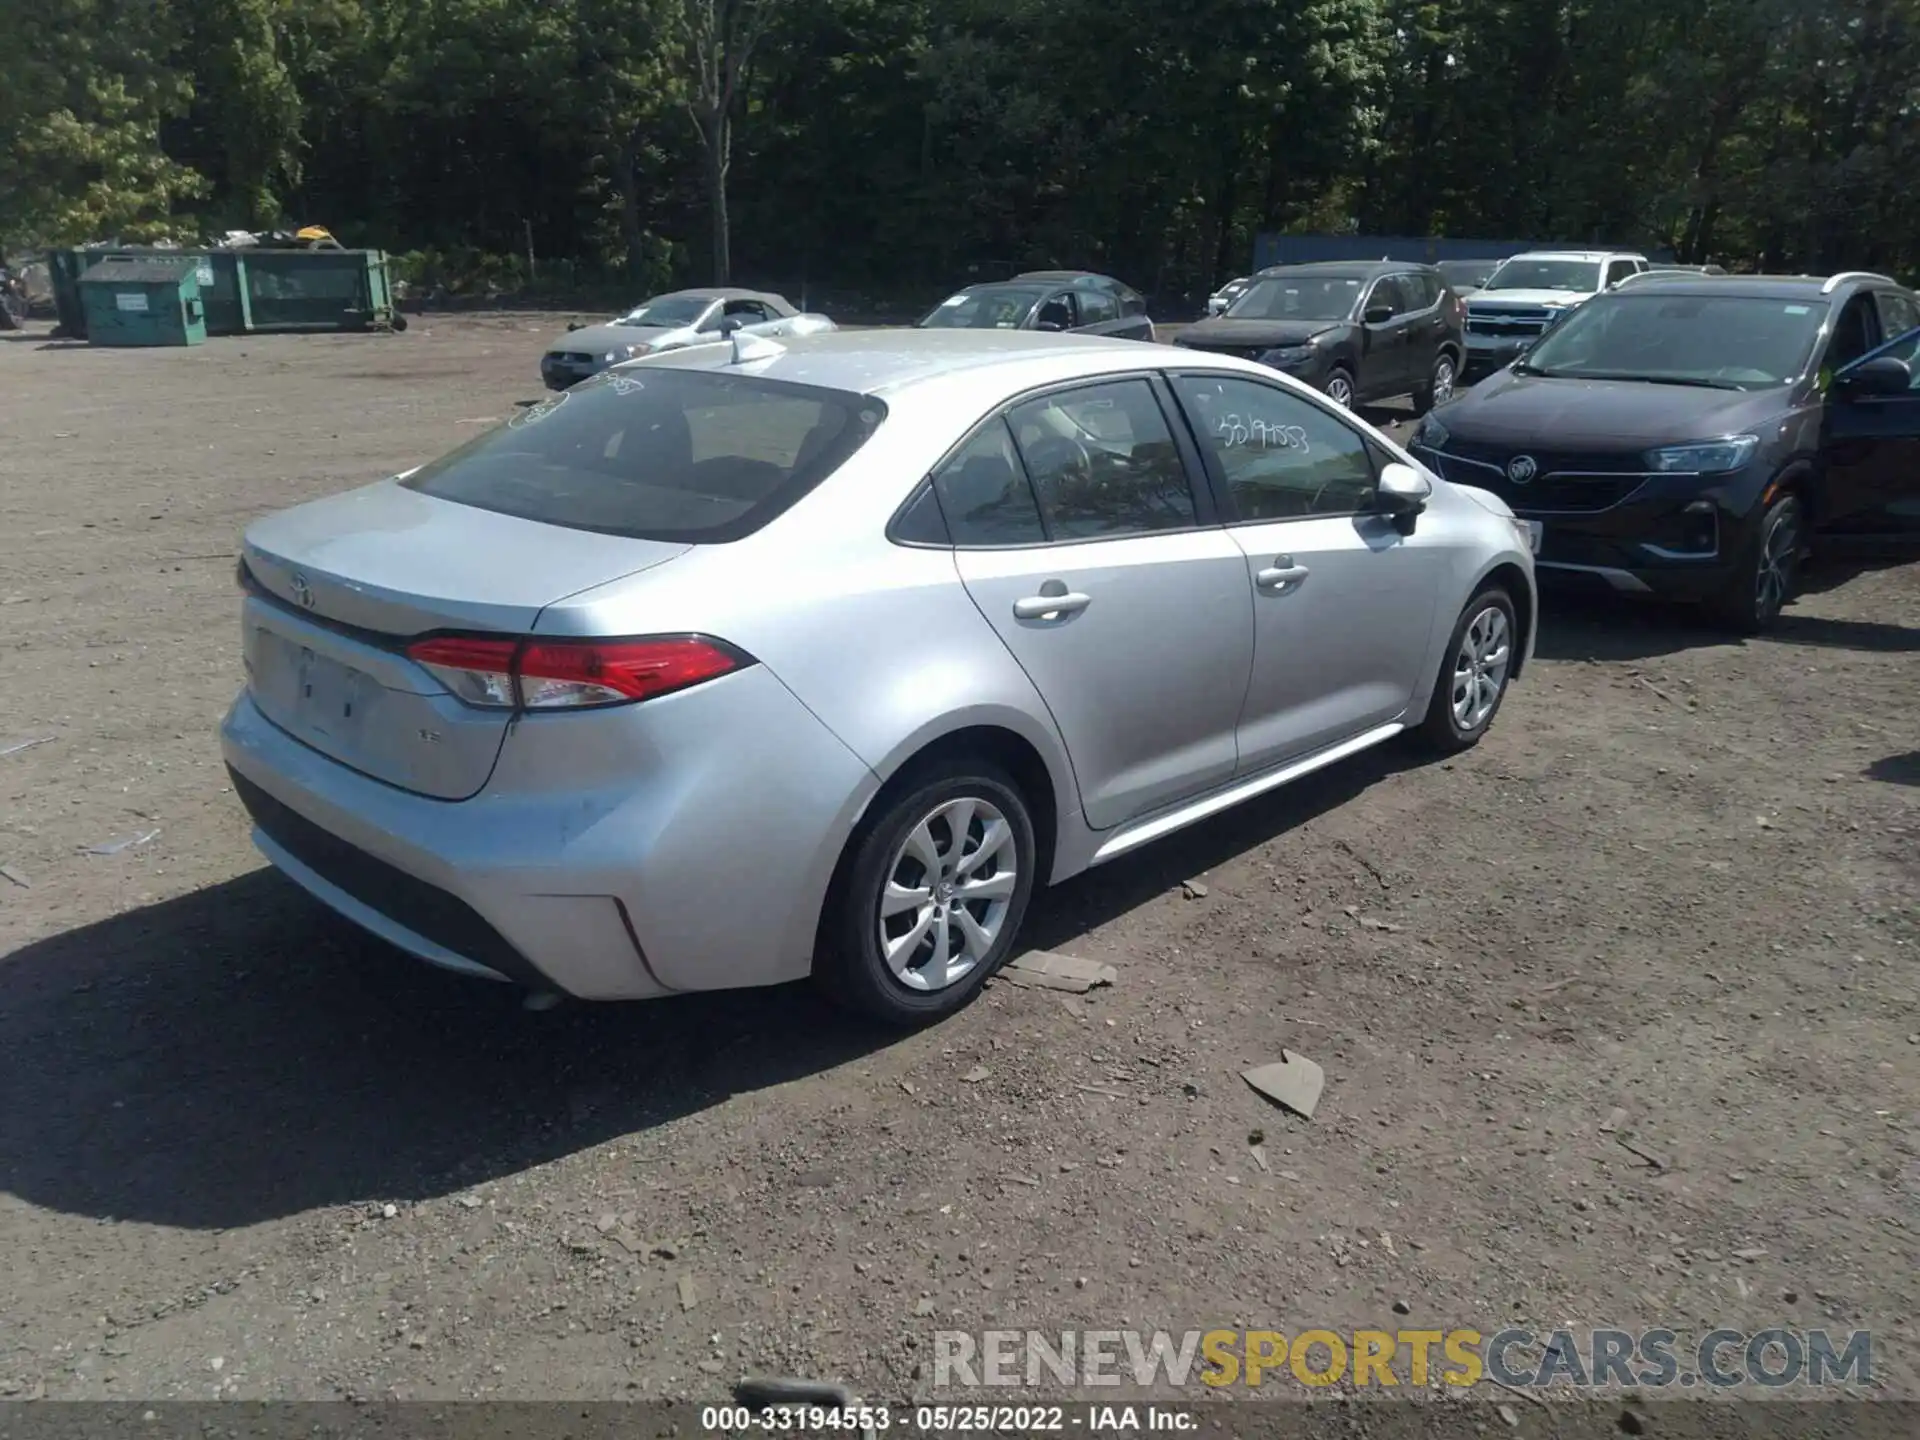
[[220, 665, 880, 999]]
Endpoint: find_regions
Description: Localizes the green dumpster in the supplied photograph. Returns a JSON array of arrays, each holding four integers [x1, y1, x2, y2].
[[78, 257, 207, 346]]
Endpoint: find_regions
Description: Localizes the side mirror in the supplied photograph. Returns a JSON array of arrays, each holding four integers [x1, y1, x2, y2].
[[1836, 354, 1913, 397], [1376, 462, 1432, 536], [1364, 304, 1394, 325]]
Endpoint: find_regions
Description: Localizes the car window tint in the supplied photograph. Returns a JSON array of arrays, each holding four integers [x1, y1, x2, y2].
[[1174, 375, 1377, 521], [1875, 291, 1920, 339], [402, 370, 884, 543], [1404, 273, 1437, 309], [1077, 288, 1117, 324], [891, 480, 951, 545], [1366, 277, 1406, 318], [1008, 380, 1198, 540], [932, 419, 1046, 545], [1825, 295, 1882, 372], [1604, 260, 1636, 288]]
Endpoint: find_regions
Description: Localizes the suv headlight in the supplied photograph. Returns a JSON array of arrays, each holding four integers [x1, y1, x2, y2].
[[604, 342, 650, 363], [1644, 435, 1760, 473], [1259, 344, 1315, 364], [1412, 416, 1449, 451]]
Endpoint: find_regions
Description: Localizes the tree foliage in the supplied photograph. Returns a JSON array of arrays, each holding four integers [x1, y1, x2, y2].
[[5, 0, 1918, 297]]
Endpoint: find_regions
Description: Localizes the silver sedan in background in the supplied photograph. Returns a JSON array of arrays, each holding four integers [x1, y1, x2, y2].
[[224, 329, 1537, 1026], [539, 287, 835, 390]]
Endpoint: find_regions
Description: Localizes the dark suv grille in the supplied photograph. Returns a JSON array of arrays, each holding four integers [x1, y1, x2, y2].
[[229, 767, 549, 989], [1420, 442, 1653, 513]]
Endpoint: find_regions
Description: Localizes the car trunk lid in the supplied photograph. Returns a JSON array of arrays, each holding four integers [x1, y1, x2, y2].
[[240, 479, 688, 799]]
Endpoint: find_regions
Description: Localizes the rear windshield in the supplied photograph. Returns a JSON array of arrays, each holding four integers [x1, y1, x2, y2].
[[401, 369, 887, 542]]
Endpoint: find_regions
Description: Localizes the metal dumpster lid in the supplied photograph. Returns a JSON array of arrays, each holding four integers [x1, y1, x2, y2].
[[78, 256, 199, 284]]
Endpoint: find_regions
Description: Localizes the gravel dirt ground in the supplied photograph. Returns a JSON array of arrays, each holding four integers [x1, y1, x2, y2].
[[1, 314, 1917, 1410]]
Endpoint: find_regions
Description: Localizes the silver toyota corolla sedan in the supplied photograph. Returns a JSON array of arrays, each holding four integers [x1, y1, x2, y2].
[[223, 329, 1537, 1025]]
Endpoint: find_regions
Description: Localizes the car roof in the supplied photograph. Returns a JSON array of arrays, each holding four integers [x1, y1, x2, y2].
[[648, 286, 789, 305], [1013, 269, 1123, 284], [626, 327, 1268, 401], [1252, 260, 1433, 279], [1602, 273, 1893, 300], [1496, 250, 1640, 263]]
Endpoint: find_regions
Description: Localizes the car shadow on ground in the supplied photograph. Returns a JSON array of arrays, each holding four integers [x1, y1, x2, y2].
[[0, 742, 1422, 1233], [1535, 564, 1920, 663], [1019, 743, 1416, 954], [1866, 751, 1920, 786], [0, 870, 892, 1231]]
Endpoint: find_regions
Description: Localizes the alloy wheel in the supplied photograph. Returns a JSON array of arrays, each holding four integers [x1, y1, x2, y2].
[[1433, 356, 1456, 404], [1449, 605, 1511, 732], [877, 796, 1019, 992], [1325, 374, 1353, 408], [1754, 500, 1800, 620]]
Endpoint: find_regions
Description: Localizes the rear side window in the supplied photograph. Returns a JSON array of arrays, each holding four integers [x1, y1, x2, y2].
[[402, 370, 885, 542], [932, 420, 1046, 546], [1008, 380, 1199, 540]]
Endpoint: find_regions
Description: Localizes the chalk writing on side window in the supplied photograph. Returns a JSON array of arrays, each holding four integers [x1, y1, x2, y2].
[[1212, 414, 1309, 454]]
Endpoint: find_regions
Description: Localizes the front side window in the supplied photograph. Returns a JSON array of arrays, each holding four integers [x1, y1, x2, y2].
[[1007, 380, 1199, 540], [402, 370, 885, 542], [1820, 294, 1883, 375], [1518, 293, 1827, 389], [1604, 260, 1638, 288], [1173, 375, 1377, 521], [1365, 276, 1408, 320], [724, 299, 773, 323], [1872, 292, 1920, 347], [1077, 288, 1117, 324]]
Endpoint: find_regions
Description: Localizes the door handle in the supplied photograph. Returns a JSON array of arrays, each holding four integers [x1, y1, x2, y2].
[[1256, 560, 1310, 589], [1013, 590, 1092, 621]]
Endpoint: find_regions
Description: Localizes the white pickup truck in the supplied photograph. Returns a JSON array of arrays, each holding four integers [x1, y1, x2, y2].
[[1462, 250, 1650, 378]]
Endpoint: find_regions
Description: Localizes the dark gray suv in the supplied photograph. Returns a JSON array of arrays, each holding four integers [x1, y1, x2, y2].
[[1173, 261, 1467, 413], [1410, 271, 1920, 630]]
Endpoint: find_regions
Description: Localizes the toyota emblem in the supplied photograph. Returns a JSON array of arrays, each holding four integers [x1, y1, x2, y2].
[[289, 572, 315, 609], [1506, 454, 1539, 485]]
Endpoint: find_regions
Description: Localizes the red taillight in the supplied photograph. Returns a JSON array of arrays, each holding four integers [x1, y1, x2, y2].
[[405, 634, 746, 711]]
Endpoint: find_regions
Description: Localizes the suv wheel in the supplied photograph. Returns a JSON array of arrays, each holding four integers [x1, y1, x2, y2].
[[1413, 353, 1457, 414], [1710, 492, 1801, 633], [815, 762, 1038, 1027], [1322, 368, 1355, 408]]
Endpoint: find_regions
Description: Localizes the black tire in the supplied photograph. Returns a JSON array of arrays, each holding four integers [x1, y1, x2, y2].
[[1321, 367, 1356, 409], [1708, 491, 1802, 633], [814, 761, 1038, 1027], [1414, 586, 1518, 754], [0, 293, 23, 332], [1411, 351, 1458, 415]]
